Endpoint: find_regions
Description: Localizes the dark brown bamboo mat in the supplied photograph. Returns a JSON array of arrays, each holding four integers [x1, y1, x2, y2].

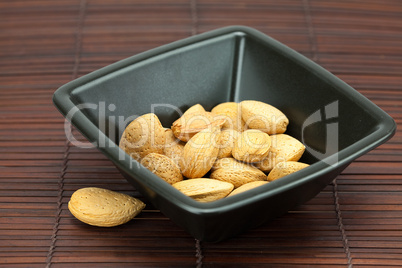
[[1, 0, 401, 267]]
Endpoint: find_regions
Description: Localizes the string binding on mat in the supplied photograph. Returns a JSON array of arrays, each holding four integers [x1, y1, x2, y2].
[[333, 179, 353, 268], [45, 0, 87, 266]]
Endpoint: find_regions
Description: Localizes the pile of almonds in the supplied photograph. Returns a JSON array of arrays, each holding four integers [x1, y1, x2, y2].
[[119, 100, 309, 202]]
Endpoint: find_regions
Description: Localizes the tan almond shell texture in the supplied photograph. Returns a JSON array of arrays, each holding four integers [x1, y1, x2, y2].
[[68, 187, 146, 227]]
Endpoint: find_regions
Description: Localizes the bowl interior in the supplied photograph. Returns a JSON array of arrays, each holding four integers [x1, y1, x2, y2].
[[70, 33, 238, 144], [69, 29, 383, 166]]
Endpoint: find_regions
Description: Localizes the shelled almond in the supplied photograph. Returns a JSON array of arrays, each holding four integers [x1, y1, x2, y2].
[[68, 187, 145, 227], [227, 181, 269, 197], [210, 167, 266, 188], [216, 129, 240, 159], [255, 134, 306, 172], [211, 102, 246, 132], [232, 129, 271, 163], [118, 101, 310, 203], [241, 100, 289, 134], [141, 153, 183, 185], [267, 161, 310, 182], [119, 113, 165, 161], [171, 104, 225, 142], [172, 178, 234, 202], [179, 126, 221, 179]]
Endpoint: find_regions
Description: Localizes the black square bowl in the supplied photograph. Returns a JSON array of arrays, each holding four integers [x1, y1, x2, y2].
[[53, 26, 396, 242]]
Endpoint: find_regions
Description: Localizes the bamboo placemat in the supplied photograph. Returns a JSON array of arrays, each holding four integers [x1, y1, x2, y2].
[[1, 0, 401, 267]]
